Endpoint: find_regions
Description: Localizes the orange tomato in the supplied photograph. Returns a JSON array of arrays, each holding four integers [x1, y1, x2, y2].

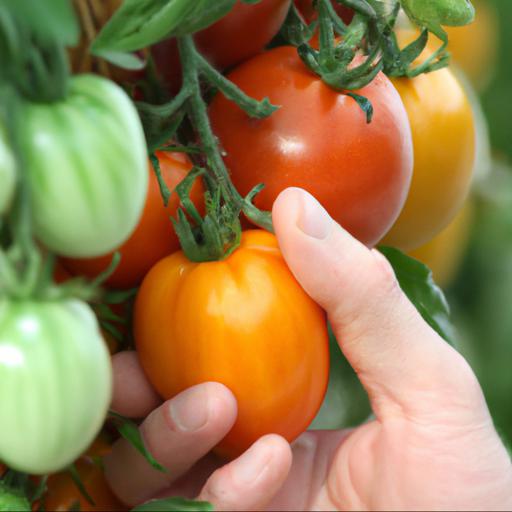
[[134, 230, 329, 458], [62, 151, 202, 289]]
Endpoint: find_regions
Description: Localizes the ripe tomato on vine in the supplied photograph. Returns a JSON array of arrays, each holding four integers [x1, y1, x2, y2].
[[209, 46, 414, 247]]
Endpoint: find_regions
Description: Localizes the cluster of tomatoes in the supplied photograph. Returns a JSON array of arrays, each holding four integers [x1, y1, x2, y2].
[[0, 0, 482, 509]]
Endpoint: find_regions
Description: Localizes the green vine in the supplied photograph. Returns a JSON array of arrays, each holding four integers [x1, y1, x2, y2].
[[137, 34, 277, 262]]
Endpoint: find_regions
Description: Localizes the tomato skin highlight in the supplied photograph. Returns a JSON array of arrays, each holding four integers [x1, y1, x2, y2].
[[381, 31, 476, 251], [152, 0, 291, 94], [0, 299, 112, 474], [61, 151, 201, 289], [209, 46, 413, 247], [134, 230, 329, 458]]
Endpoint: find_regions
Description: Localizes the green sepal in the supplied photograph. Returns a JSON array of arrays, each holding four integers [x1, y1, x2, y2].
[[173, 170, 242, 263], [278, 3, 319, 46], [108, 412, 167, 473], [3, 0, 79, 48], [347, 93, 374, 123], [68, 464, 95, 507]]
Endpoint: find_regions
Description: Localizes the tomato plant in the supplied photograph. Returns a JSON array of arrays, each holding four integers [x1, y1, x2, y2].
[[381, 31, 476, 251], [134, 230, 329, 459], [0, 299, 112, 474], [0, 127, 15, 215], [19, 74, 148, 258], [209, 46, 414, 247], [61, 150, 201, 289], [151, 0, 291, 93], [294, 0, 353, 24]]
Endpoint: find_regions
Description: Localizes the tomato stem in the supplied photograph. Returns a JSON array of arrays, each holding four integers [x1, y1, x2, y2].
[[155, 35, 275, 263]]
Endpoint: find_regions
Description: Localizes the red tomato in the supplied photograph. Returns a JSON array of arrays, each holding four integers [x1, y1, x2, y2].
[[152, 0, 291, 94], [61, 151, 202, 289], [134, 230, 329, 459], [294, 0, 354, 24], [209, 46, 413, 246]]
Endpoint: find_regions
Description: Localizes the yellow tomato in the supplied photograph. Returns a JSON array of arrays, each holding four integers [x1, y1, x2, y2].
[[409, 201, 474, 288], [445, 0, 499, 91], [381, 30, 476, 251]]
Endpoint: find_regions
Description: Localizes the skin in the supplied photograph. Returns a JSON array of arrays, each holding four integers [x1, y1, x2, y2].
[[209, 46, 414, 247], [105, 188, 512, 511]]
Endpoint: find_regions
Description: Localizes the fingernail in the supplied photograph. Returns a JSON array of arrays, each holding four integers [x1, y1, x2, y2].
[[295, 188, 332, 239], [232, 440, 272, 486], [169, 385, 210, 432]]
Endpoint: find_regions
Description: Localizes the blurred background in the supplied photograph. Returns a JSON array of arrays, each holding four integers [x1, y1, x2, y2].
[[313, 0, 512, 448]]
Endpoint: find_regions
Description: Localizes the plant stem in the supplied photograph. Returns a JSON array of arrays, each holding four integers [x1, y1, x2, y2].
[[178, 36, 244, 214]]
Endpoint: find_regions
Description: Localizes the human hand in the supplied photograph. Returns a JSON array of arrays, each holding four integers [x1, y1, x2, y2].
[[105, 188, 512, 511]]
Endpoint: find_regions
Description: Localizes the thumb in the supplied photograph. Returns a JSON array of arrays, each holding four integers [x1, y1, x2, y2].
[[272, 188, 487, 424]]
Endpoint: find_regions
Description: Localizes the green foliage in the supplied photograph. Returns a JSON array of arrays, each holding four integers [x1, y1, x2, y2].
[[380, 247, 456, 346], [92, 0, 237, 67], [109, 412, 167, 473]]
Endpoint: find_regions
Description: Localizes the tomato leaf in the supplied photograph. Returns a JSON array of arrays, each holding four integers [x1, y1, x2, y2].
[[379, 246, 456, 346], [132, 497, 214, 511], [108, 412, 167, 473], [92, 0, 236, 61]]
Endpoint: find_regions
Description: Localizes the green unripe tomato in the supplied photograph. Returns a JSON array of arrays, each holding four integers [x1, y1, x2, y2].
[[0, 127, 16, 215], [18, 74, 148, 258], [401, 0, 475, 34], [0, 298, 112, 474]]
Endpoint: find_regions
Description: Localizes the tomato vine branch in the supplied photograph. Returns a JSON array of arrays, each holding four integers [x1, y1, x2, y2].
[[138, 34, 277, 262]]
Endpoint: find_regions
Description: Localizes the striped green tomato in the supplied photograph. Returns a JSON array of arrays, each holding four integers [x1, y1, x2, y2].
[[0, 127, 16, 215], [0, 298, 112, 474], [18, 74, 148, 258]]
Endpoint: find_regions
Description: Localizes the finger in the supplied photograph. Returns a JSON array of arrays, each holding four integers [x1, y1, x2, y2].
[[273, 188, 487, 423], [105, 382, 237, 506], [198, 435, 292, 511], [111, 351, 162, 418]]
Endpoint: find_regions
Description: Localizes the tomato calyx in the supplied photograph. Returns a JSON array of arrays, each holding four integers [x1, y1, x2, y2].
[[281, 0, 454, 88], [0, 469, 46, 511], [0, 6, 72, 103], [137, 34, 277, 262]]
